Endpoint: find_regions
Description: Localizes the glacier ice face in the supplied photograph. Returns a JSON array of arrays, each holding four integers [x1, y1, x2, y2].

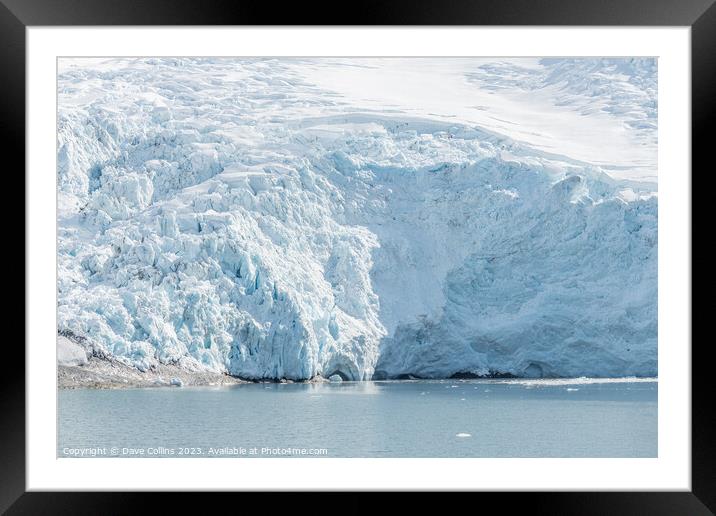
[[373, 173, 657, 378], [57, 58, 658, 380]]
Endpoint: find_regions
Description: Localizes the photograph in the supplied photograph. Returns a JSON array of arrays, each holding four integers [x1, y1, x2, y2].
[[56, 56, 658, 459], [6, 5, 708, 508]]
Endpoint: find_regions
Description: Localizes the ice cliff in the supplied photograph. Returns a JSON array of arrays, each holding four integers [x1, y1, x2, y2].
[[57, 58, 657, 380]]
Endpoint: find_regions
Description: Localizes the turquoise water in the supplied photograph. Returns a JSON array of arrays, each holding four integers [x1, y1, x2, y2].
[[58, 379, 657, 458]]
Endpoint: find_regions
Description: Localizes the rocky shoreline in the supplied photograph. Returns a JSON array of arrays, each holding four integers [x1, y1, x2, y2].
[[57, 354, 335, 390], [57, 357, 246, 389]]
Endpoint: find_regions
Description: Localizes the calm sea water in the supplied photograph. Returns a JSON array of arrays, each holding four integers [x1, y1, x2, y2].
[[58, 379, 657, 458]]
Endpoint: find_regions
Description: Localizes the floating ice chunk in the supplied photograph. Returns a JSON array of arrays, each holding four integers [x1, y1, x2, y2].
[[170, 377, 184, 387], [456, 432, 472, 438], [328, 374, 343, 383]]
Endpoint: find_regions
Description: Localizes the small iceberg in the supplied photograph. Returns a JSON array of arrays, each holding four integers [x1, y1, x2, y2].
[[456, 432, 472, 438]]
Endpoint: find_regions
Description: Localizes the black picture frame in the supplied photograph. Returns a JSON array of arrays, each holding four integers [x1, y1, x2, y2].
[[5, 0, 711, 513]]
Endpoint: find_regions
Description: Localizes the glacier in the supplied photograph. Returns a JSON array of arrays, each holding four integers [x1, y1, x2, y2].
[[57, 57, 657, 380]]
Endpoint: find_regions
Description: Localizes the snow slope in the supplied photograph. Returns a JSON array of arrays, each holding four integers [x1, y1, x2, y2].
[[57, 58, 657, 380]]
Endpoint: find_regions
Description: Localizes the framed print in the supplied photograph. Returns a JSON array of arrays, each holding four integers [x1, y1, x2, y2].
[[6, 0, 712, 512]]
